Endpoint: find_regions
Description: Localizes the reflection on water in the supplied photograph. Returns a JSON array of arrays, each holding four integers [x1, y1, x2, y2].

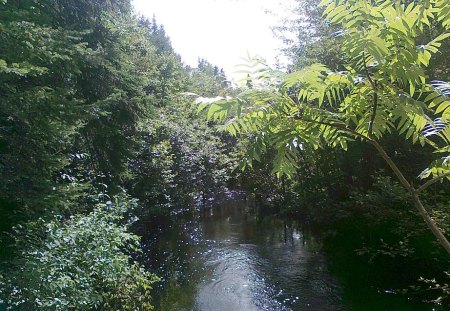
[[136, 199, 444, 311], [138, 201, 343, 311]]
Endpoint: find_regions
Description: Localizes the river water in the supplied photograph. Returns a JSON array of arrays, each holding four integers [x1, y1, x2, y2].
[[137, 199, 442, 311]]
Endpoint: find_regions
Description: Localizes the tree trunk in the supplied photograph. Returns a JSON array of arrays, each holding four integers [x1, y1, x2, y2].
[[410, 191, 450, 254], [371, 140, 450, 255]]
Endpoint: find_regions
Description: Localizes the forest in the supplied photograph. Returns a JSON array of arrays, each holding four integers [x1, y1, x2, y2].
[[0, 0, 449, 310]]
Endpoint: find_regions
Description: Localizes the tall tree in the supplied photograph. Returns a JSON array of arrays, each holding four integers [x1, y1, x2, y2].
[[0, 0, 92, 211]]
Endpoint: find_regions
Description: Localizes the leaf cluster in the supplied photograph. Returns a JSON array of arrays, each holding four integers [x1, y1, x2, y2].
[[199, 0, 450, 182], [0, 195, 159, 310]]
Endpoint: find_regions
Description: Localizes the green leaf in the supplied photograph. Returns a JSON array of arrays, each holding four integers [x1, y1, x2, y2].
[[436, 101, 450, 114]]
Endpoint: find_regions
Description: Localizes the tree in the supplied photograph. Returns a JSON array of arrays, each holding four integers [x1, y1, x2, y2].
[[0, 0, 93, 211], [274, 0, 343, 70], [0, 1, 174, 308], [199, 0, 450, 254], [188, 58, 230, 97]]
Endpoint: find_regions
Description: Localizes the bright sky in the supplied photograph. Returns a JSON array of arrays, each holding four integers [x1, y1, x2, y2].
[[132, 0, 294, 79]]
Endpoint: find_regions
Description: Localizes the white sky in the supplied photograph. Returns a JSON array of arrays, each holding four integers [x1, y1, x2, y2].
[[132, 0, 295, 79]]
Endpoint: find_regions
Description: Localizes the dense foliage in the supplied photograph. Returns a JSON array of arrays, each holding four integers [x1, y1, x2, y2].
[[1, 0, 450, 308], [0, 0, 236, 309], [0, 195, 159, 310]]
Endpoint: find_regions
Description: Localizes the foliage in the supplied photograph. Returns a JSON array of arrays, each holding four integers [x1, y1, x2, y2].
[[274, 0, 343, 70], [0, 4, 91, 210], [188, 58, 230, 97], [198, 0, 450, 254], [323, 174, 450, 305], [0, 195, 159, 310], [0, 0, 230, 309], [0, 0, 158, 214], [416, 271, 450, 305], [344, 176, 420, 259], [201, 0, 450, 176], [129, 94, 239, 212]]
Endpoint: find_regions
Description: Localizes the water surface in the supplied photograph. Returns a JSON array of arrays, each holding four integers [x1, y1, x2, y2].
[[138, 202, 342, 310], [137, 200, 442, 310]]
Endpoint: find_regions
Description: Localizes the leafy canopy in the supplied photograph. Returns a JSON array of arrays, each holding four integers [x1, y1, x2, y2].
[[198, 0, 450, 180]]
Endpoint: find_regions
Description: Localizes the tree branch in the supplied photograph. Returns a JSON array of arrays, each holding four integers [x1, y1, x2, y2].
[[370, 140, 412, 191], [371, 139, 450, 255], [362, 52, 376, 87], [416, 172, 450, 193], [291, 114, 372, 142], [363, 52, 378, 138], [368, 92, 378, 137]]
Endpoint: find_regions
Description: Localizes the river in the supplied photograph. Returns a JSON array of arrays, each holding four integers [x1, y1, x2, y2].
[[136, 198, 442, 311]]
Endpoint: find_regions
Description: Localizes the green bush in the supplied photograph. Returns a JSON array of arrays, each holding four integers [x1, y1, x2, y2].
[[0, 195, 159, 310]]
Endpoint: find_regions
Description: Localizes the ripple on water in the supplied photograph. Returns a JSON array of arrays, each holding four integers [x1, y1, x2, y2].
[[142, 204, 345, 311], [196, 245, 291, 311]]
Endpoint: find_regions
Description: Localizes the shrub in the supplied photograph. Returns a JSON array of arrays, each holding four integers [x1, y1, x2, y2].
[[0, 195, 159, 310]]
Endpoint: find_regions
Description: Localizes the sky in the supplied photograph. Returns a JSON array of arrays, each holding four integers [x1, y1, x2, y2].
[[132, 0, 295, 79]]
